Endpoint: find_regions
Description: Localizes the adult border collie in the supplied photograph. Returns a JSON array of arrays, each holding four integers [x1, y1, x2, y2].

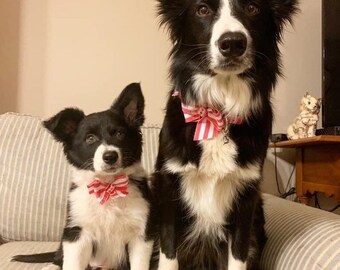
[[153, 1, 298, 270]]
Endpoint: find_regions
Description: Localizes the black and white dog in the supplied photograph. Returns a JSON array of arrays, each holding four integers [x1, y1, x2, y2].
[[13, 83, 155, 270], [153, 0, 298, 270]]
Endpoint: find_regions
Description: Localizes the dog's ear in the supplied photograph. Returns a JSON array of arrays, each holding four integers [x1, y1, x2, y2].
[[270, 0, 299, 40], [111, 83, 145, 127], [157, 0, 186, 43], [43, 108, 85, 145]]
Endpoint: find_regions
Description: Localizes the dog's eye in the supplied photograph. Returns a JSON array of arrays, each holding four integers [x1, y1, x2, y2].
[[246, 3, 260, 16], [196, 4, 212, 17], [115, 129, 125, 140], [85, 134, 99, 145]]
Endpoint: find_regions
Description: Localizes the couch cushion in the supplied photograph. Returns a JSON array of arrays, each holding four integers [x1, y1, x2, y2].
[[140, 124, 160, 174], [0, 113, 71, 242], [261, 194, 340, 270], [0, 241, 59, 270]]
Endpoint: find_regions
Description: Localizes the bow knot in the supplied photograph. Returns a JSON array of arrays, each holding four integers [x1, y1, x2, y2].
[[182, 104, 225, 141], [87, 175, 128, 205], [173, 91, 243, 141]]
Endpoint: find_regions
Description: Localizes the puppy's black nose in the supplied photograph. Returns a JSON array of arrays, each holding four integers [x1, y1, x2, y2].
[[218, 32, 247, 58], [103, 151, 118, 165]]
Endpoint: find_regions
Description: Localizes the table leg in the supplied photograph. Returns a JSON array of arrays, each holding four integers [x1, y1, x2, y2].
[[295, 148, 310, 205]]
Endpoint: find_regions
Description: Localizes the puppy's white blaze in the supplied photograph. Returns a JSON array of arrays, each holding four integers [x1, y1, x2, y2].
[[93, 144, 121, 172], [129, 238, 154, 270], [228, 240, 247, 270], [68, 164, 150, 269], [62, 233, 92, 270], [210, 0, 250, 68], [158, 252, 179, 270], [192, 74, 254, 119]]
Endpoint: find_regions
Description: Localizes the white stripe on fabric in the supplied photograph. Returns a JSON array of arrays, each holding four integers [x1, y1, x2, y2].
[[0, 113, 70, 242], [261, 194, 340, 270]]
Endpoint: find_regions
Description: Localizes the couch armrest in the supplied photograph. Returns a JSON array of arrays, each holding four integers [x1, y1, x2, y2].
[[260, 194, 340, 270]]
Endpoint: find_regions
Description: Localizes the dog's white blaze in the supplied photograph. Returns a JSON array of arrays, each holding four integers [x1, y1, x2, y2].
[[93, 144, 121, 172], [166, 133, 260, 239], [210, 0, 250, 68], [192, 73, 256, 119], [158, 252, 179, 270], [228, 240, 247, 270], [68, 165, 151, 269]]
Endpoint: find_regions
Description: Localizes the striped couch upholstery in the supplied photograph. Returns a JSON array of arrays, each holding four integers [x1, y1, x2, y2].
[[0, 113, 339, 270]]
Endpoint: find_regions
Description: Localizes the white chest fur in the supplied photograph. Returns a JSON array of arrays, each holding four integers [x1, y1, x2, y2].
[[165, 134, 261, 239], [68, 169, 150, 268]]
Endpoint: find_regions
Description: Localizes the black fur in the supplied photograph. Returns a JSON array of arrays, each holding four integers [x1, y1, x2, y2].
[[154, 0, 298, 269]]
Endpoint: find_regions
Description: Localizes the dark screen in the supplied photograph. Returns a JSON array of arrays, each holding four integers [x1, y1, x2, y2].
[[323, 0, 340, 127]]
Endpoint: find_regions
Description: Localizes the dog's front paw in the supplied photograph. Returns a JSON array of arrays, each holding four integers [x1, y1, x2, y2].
[[42, 264, 61, 270]]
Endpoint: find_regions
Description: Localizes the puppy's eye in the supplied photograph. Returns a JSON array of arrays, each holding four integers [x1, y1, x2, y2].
[[196, 4, 212, 17], [85, 134, 99, 145], [246, 3, 260, 16]]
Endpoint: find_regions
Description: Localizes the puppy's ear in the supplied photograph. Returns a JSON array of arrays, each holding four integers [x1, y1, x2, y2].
[[157, 0, 186, 44], [111, 83, 145, 127], [43, 108, 85, 145], [271, 0, 299, 40]]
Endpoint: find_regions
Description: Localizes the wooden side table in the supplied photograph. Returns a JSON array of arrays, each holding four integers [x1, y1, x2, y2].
[[271, 136, 340, 204]]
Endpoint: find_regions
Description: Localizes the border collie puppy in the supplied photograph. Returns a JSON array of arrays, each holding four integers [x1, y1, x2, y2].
[[153, 1, 298, 270], [13, 83, 155, 270]]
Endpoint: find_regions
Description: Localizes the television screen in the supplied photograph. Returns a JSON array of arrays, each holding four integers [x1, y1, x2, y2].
[[323, 0, 340, 127]]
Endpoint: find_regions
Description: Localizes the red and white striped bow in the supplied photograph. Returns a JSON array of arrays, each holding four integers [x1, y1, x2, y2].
[[182, 104, 225, 141], [173, 91, 243, 141], [87, 175, 128, 205]]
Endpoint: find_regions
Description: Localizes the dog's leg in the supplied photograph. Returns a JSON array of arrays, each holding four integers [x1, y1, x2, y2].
[[159, 251, 179, 270], [157, 173, 179, 270], [228, 240, 247, 270], [129, 237, 154, 270], [62, 227, 92, 270], [228, 187, 262, 270]]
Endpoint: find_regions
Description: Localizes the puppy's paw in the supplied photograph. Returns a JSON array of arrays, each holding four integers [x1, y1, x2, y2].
[[42, 264, 61, 270]]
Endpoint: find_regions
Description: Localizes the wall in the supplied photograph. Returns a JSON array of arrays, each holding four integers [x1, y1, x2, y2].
[[0, 0, 21, 114], [263, 0, 323, 195], [43, 0, 171, 123]]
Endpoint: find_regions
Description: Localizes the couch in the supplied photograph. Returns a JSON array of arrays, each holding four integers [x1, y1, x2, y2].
[[0, 112, 339, 270]]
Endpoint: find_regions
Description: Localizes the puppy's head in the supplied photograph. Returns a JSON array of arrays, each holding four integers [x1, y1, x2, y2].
[[157, 0, 298, 76], [44, 83, 145, 175]]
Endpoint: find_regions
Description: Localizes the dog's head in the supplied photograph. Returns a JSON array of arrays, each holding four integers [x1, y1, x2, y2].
[[44, 83, 145, 175], [157, 0, 298, 76]]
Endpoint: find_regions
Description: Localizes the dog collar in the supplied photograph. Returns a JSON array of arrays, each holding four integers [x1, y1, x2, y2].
[[87, 175, 128, 205], [172, 91, 243, 141]]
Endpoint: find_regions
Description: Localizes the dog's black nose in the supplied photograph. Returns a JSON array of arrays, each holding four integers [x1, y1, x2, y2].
[[218, 32, 247, 58], [103, 151, 118, 165]]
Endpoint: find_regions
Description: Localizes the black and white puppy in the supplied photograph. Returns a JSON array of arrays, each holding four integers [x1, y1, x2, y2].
[[13, 83, 155, 270], [153, 1, 298, 270]]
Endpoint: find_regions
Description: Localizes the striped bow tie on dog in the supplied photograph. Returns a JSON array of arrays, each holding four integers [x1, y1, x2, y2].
[[87, 175, 129, 205], [173, 91, 243, 141]]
